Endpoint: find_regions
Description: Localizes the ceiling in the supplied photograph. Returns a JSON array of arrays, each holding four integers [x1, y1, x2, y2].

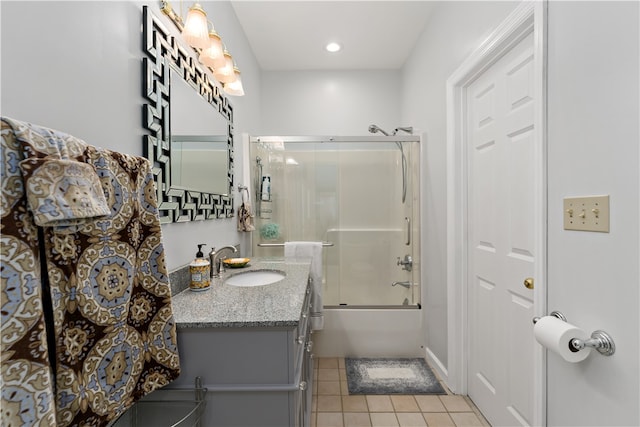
[[229, 1, 437, 70]]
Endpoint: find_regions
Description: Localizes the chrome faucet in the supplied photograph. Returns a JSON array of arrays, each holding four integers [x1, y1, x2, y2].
[[210, 245, 238, 277], [392, 281, 412, 289]]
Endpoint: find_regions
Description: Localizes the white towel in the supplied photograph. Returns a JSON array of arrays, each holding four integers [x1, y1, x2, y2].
[[285, 241, 324, 331]]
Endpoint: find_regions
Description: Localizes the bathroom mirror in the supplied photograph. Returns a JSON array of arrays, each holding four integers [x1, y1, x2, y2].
[[142, 6, 234, 223], [170, 135, 229, 195], [170, 69, 229, 195]]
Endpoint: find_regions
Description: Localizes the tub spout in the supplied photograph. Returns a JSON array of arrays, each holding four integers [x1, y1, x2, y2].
[[392, 281, 411, 289]]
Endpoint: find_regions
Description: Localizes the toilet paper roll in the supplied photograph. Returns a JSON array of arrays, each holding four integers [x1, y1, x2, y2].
[[534, 316, 592, 363]]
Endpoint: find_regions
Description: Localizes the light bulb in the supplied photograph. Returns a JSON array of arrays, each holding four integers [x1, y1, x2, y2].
[[182, 3, 209, 49], [325, 42, 342, 53], [199, 29, 225, 69], [224, 67, 245, 96], [213, 50, 235, 84]]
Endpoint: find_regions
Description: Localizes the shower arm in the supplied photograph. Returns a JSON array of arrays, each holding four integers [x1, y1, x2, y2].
[[393, 127, 414, 135]]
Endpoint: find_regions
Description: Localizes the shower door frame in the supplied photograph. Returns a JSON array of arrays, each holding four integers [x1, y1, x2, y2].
[[250, 135, 418, 144], [249, 135, 421, 308]]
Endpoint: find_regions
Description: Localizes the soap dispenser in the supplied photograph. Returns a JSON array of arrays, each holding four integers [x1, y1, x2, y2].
[[189, 244, 211, 291]]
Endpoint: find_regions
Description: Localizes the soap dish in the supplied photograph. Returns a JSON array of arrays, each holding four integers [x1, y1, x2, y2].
[[222, 257, 250, 268]]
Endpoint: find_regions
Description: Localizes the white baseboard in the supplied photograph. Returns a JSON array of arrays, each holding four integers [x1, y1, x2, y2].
[[425, 347, 450, 391]]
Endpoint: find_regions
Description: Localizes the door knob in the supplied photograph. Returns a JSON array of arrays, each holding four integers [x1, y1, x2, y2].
[[524, 277, 534, 289]]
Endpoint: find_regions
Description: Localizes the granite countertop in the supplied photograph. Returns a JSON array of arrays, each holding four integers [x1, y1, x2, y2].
[[171, 257, 311, 329]]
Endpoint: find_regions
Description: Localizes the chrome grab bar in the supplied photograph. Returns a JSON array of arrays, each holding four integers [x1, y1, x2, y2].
[[257, 242, 334, 247], [405, 217, 411, 246]]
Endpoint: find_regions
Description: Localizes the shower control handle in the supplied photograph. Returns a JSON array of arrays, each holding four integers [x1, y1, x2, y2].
[[397, 254, 413, 272]]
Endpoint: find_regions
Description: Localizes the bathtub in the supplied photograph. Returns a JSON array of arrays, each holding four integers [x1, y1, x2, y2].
[[313, 228, 423, 357], [313, 307, 424, 358]]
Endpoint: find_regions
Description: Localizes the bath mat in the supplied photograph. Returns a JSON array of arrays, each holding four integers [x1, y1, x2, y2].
[[345, 358, 446, 395]]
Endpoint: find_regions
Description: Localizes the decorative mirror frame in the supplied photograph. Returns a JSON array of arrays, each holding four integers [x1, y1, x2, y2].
[[142, 6, 234, 223]]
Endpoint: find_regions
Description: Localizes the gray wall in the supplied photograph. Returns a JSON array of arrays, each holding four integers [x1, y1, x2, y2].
[[546, 1, 639, 424], [260, 69, 401, 135], [1, 1, 144, 148], [1, 1, 262, 270]]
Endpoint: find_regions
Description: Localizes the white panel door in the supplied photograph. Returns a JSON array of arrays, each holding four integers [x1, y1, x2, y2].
[[466, 32, 536, 427]]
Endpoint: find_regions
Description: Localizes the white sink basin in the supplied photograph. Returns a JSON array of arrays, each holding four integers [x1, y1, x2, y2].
[[225, 270, 286, 287]]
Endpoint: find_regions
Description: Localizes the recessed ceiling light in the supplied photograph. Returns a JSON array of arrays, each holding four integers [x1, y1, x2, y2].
[[325, 42, 341, 53]]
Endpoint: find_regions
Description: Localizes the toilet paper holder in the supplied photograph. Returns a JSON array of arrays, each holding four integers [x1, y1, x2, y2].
[[533, 311, 615, 356]]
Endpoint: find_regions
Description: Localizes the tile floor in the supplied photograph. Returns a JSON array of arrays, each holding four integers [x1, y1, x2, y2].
[[311, 358, 490, 427]]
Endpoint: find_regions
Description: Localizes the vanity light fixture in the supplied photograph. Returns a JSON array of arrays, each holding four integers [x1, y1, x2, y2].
[[224, 65, 245, 96], [325, 42, 342, 53], [182, 2, 209, 49], [161, 0, 245, 96], [213, 48, 236, 84], [199, 27, 226, 69]]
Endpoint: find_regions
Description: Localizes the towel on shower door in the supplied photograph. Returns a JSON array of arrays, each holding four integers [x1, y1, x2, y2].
[[284, 241, 324, 331]]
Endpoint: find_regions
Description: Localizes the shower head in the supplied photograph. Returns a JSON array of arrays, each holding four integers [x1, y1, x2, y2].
[[368, 124, 390, 136], [393, 126, 414, 135], [368, 124, 409, 204]]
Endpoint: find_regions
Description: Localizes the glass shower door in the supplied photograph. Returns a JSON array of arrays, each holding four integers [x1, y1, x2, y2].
[[250, 137, 420, 308]]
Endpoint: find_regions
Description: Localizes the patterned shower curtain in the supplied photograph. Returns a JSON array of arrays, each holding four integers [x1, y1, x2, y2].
[[1, 117, 181, 426]]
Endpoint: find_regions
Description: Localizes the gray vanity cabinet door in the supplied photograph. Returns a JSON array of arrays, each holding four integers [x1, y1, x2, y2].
[[177, 328, 291, 383], [174, 327, 304, 426]]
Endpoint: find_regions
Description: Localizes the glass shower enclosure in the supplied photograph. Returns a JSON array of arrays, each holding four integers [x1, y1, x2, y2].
[[250, 135, 420, 308]]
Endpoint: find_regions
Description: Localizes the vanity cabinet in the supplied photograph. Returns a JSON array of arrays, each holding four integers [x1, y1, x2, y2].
[[172, 282, 314, 426]]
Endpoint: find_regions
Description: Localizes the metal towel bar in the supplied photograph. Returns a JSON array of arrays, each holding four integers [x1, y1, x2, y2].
[[257, 242, 334, 247]]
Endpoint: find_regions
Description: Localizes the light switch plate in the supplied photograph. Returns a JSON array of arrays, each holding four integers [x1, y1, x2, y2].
[[563, 195, 609, 232]]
